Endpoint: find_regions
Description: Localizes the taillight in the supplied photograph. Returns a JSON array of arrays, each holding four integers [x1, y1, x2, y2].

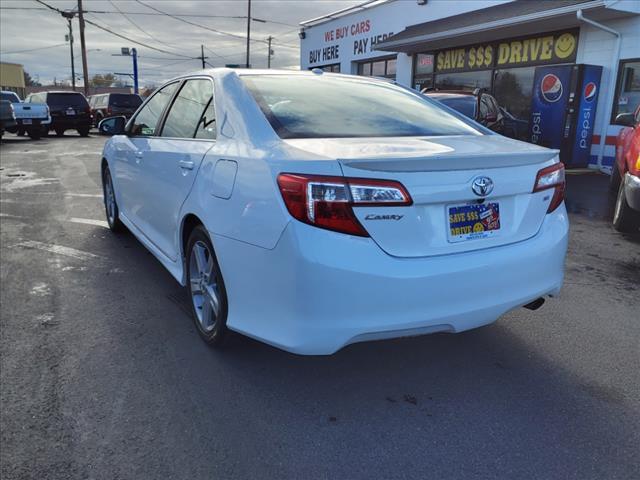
[[277, 173, 412, 236], [533, 162, 565, 213], [631, 155, 640, 176]]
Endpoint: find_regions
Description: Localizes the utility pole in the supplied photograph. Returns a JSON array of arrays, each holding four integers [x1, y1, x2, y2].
[[62, 12, 76, 90], [198, 45, 208, 69], [245, 0, 251, 68], [77, 0, 89, 95], [267, 36, 273, 69]]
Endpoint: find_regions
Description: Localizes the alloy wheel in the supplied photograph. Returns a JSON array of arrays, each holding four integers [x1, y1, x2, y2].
[[104, 171, 116, 226], [189, 241, 221, 332]]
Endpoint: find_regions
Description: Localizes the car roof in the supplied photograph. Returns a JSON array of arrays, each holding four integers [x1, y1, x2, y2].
[[427, 91, 477, 98], [164, 67, 394, 85]]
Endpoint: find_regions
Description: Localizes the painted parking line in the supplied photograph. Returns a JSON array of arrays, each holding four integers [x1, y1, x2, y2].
[[0, 150, 49, 155], [14, 240, 99, 260], [68, 217, 109, 228], [66, 193, 103, 198]]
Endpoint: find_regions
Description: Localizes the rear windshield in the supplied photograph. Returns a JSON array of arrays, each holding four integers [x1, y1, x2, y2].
[[241, 75, 480, 139], [1, 92, 20, 103], [47, 93, 89, 108], [431, 95, 476, 119], [109, 94, 142, 108]]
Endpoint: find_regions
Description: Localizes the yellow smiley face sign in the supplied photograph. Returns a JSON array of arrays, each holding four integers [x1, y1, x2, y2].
[[473, 222, 485, 233], [554, 33, 576, 59]]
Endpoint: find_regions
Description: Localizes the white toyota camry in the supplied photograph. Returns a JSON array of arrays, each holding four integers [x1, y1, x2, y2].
[[99, 69, 569, 355]]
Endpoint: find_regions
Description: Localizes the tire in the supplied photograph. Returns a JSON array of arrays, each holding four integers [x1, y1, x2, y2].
[[101, 166, 125, 233], [186, 225, 229, 347], [17, 128, 25, 136], [41, 126, 49, 137], [613, 179, 640, 232], [78, 127, 90, 137], [55, 128, 65, 137], [610, 161, 622, 193], [27, 127, 41, 140]]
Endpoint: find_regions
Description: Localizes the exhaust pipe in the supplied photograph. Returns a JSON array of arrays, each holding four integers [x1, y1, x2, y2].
[[523, 297, 545, 311]]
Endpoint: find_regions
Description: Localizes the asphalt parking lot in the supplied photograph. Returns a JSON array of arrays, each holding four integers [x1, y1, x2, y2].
[[1, 133, 639, 480]]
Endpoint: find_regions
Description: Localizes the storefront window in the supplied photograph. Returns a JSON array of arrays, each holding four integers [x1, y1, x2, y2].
[[414, 54, 434, 91], [612, 58, 640, 120], [415, 54, 434, 76], [357, 57, 397, 79], [493, 66, 536, 139], [372, 61, 386, 76], [435, 71, 492, 91], [358, 62, 372, 76], [310, 64, 340, 73]]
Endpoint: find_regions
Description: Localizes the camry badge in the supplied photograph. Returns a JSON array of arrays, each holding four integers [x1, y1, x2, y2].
[[364, 214, 404, 221], [472, 176, 494, 197]]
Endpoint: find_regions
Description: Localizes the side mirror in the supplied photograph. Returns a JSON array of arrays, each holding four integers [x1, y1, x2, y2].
[[98, 116, 126, 136], [614, 112, 635, 128]]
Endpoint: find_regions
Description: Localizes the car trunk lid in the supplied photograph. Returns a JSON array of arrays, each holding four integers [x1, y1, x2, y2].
[[283, 135, 558, 258]]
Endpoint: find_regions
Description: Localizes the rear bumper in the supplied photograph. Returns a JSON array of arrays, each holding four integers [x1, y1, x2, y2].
[[213, 205, 569, 355], [15, 117, 50, 127], [48, 116, 92, 129], [623, 173, 640, 211]]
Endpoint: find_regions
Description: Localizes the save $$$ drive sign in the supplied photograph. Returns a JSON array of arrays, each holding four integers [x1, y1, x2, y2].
[[435, 30, 579, 73]]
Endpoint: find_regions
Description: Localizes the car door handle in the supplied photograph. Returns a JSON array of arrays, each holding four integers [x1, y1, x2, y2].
[[179, 160, 195, 170]]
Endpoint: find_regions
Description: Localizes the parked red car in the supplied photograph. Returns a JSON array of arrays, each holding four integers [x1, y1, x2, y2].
[[610, 106, 640, 232]]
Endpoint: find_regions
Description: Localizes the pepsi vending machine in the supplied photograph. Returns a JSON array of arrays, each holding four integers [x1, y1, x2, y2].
[[528, 64, 602, 167]]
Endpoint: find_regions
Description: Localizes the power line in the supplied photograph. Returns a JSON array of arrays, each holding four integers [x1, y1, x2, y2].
[[203, 46, 248, 62], [33, 0, 61, 14], [134, 0, 275, 47], [1, 5, 299, 26], [83, 17, 195, 59], [0, 43, 68, 55], [135, 0, 254, 43], [107, 0, 178, 52]]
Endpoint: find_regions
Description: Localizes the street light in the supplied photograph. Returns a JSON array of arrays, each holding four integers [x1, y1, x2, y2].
[[61, 11, 76, 90], [112, 47, 138, 94]]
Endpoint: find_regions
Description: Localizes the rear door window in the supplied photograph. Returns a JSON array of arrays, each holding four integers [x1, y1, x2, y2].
[[435, 96, 476, 118], [130, 82, 178, 136], [47, 93, 89, 109], [109, 94, 142, 108], [161, 79, 215, 139]]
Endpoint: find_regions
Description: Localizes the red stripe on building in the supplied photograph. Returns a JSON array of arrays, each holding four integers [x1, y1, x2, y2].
[[591, 135, 617, 146]]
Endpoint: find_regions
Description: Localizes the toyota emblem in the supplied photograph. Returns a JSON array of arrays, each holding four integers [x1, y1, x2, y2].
[[472, 176, 494, 197]]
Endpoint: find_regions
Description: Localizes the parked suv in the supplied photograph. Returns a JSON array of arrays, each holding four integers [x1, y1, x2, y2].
[[424, 89, 505, 134], [89, 93, 142, 126], [26, 91, 92, 137]]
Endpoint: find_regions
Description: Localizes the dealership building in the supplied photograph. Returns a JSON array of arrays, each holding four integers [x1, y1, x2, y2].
[[299, 0, 640, 171]]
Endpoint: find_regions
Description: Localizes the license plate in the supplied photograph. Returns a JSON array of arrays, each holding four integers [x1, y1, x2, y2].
[[66, 108, 76, 116], [448, 202, 501, 243], [22, 119, 32, 125]]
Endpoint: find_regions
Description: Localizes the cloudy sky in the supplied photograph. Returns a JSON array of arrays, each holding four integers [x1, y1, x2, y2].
[[0, 0, 360, 87]]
